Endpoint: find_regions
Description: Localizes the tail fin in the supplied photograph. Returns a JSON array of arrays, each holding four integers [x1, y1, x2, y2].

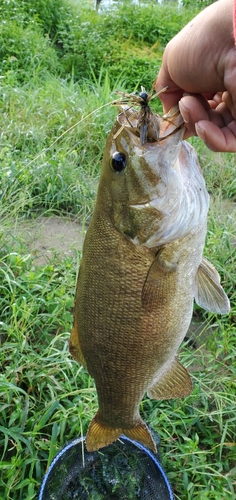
[[124, 424, 157, 453], [86, 412, 157, 454]]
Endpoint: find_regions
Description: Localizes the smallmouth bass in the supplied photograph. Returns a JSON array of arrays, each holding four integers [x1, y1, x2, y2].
[[69, 92, 230, 453]]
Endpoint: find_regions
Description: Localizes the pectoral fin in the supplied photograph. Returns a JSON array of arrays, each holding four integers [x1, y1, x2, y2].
[[147, 358, 192, 400], [195, 257, 230, 314], [69, 324, 87, 369], [142, 251, 177, 311]]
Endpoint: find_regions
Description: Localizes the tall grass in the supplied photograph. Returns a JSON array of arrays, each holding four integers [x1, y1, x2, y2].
[[0, 0, 235, 499], [0, 72, 119, 220]]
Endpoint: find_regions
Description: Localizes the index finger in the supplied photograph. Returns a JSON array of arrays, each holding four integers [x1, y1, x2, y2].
[[156, 62, 185, 112]]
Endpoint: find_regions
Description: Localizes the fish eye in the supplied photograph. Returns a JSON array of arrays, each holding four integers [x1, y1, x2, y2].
[[111, 152, 127, 173]]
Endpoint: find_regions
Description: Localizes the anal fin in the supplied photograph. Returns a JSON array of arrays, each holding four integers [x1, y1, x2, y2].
[[147, 358, 192, 400]]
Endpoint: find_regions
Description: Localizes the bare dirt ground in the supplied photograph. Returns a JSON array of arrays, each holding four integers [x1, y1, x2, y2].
[[4, 216, 86, 266], [5, 199, 235, 266]]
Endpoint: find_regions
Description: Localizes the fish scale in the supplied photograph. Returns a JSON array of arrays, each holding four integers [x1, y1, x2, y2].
[[69, 102, 230, 454]]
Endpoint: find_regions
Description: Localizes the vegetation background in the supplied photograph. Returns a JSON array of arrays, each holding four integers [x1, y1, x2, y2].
[[0, 0, 235, 498]]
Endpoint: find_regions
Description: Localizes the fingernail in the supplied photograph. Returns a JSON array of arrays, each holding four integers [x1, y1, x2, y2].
[[195, 122, 206, 141], [179, 100, 189, 124]]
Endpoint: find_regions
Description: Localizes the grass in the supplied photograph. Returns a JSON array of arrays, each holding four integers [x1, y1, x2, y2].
[[0, 0, 236, 499], [0, 72, 119, 221]]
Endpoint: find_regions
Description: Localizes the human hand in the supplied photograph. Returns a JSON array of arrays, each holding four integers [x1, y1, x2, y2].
[[156, 0, 236, 152], [179, 92, 236, 152]]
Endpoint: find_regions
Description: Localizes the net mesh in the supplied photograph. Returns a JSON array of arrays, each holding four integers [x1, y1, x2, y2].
[[39, 436, 173, 500]]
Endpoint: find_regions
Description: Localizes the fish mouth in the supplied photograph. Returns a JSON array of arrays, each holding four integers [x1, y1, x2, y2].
[[130, 198, 159, 209]]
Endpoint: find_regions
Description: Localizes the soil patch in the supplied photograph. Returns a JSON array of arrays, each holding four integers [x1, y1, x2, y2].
[[4, 216, 86, 266]]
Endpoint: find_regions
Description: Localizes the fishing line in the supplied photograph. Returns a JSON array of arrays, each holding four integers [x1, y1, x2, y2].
[[25, 85, 172, 168], [25, 100, 115, 168]]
